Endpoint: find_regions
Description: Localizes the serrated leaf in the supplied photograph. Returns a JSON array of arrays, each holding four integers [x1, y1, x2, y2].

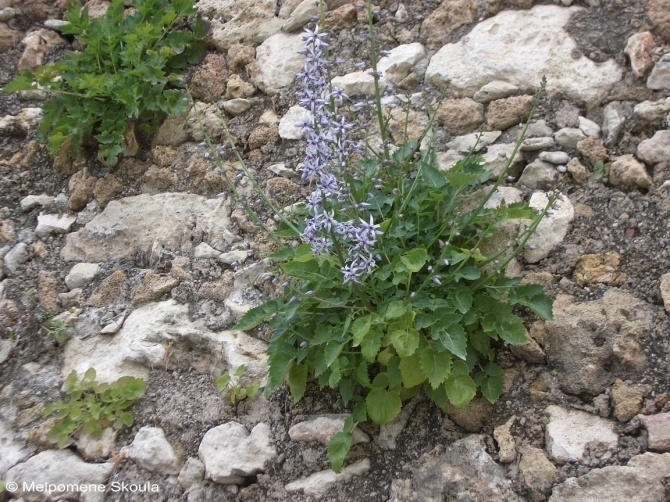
[[324, 341, 343, 367], [355, 361, 371, 388], [366, 388, 402, 425], [234, 301, 279, 331], [288, 364, 308, 403], [445, 374, 476, 408], [421, 161, 447, 187], [266, 345, 295, 392], [385, 301, 407, 320], [360, 327, 383, 362], [390, 328, 420, 358], [339, 378, 355, 405], [419, 346, 452, 389], [432, 324, 467, 360], [453, 289, 473, 314], [398, 354, 424, 389], [400, 249, 427, 273], [327, 431, 352, 473], [371, 372, 389, 389], [424, 381, 447, 408], [497, 314, 528, 344], [480, 375, 503, 404], [351, 315, 372, 347]]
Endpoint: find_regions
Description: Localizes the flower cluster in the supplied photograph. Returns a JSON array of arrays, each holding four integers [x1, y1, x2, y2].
[[296, 25, 382, 283]]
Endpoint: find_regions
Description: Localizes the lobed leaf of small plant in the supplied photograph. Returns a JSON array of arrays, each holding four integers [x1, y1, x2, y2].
[[215, 365, 261, 405], [2, 0, 208, 166]]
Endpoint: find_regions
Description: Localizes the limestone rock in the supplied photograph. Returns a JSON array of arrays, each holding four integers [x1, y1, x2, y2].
[[86, 270, 127, 307], [0, 419, 31, 477], [123, 427, 180, 474], [444, 397, 493, 432], [207, 0, 282, 50], [199, 422, 276, 484], [577, 136, 608, 166], [611, 379, 643, 422], [518, 160, 559, 190], [285, 459, 371, 496], [4, 242, 29, 275], [253, 32, 304, 95], [639, 413, 670, 452], [519, 446, 557, 499], [62, 194, 236, 262], [572, 251, 627, 286], [420, 0, 477, 47], [481, 143, 524, 179], [545, 405, 618, 464], [493, 416, 516, 464], [524, 191, 574, 263], [661, 273, 670, 312], [20, 194, 53, 212], [376, 396, 421, 450], [132, 271, 179, 306], [446, 131, 501, 153], [473, 81, 519, 103], [567, 158, 589, 184], [436, 98, 484, 135], [189, 53, 228, 101], [377, 43, 426, 85], [634, 97, 670, 122], [609, 154, 652, 188], [278, 105, 310, 140], [76, 427, 116, 461], [18, 28, 65, 73], [543, 290, 655, 395], [549, 452, 670, 501], [331, 71, 376, 97], [555, 127, 587, 150], [602, 101, 630, 147], [520, 136, 555, 152], [425, 6, 623, 106], [0, 108, 43, 136], [624, 32, 655, 78], [223, 98, 252, 116], [288, 415, 369, 446], [35, 213, 76, 238], [539, 151, 570, 165], [647, 53, 670, 90], [578, 116, 601, 138], [6, 450, 113, 502], [487, 95, 535, 131], [636, 130, 670, 165], [226, 74, 255, 99], [281, 0, 318, 32]]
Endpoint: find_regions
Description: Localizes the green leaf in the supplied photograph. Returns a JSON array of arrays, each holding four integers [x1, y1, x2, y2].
[[360, 327, 383, 362], [371, 372, 389, 389], [281, 259, 327, 282], [390, 328, 420, 358], [398, 354, 424, 389], [454, 266, 481, 281], [366, 388, 402, 425], [288, 364, 308, 403], [497, 314, 528, 344], [421, 162, 447, 188], [355, 361, 371, 388], [324, 341, 343, 368], [339, 378, 355, 405], [424, 381, 447, 408], [453, 289, 473, 314], [385, 301, 407, 320], [480, 375, 503, 404], [266, 345, 295, 392], [400, 249, 427, 273], [215, 374, 230, 393], [351, 315, 372, 346], [419, 346, 452, 389], [432, 324, 467, 360], [445, 374, 476, 408], [327, 431, 352, 474], [2, 72, 39, 92], [234, 301, 279, 331]]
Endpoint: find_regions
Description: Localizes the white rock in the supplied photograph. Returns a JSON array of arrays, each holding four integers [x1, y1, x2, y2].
[[285, 458, 371, 496], [4, 242, 29, 275], [218, 250, 248, 265], [436, 150, 466, 171], [634, 98, 670, 122], [554, 128, 586, 149], [194, 242, 222, 259], [20, 194, 53, 212], [609, 155, 652, 189], [199, 422, 276, 484], [281, 0, 318, 32], [0, 108, 42, 135], [539, 151, 571, 165], [253, 32, 304, 95], [65, 263, 100, 290], [425, 5, 623, 106], [624, 31, 655, 78], [61, 194, 238, 262], [518, 160, 560, 189], [259, 109, 279, 125], [222, 98, 252, 116], [524, 192, 574, 263], [6, 450, 113, 502], [123, 427, 180, 475], [205, 0, 281, 50], [647, 53, 670, 90], [62, 300, 268, 384], [494, 416, 517, 464], [578, 116, 601, 137], [520, 137, 555, 152], [289, 415, 370, 445], [484, 187, 523, 209], [35, 213, 76, 238], [636, 130, 670, 165], [446, 131, 501, 153], [278, 105, 311, 140], [545, 405, 618, 464], [178, 457, 205, 488], [76, 428, 116, 461], [224, 260, 269, 321], [473, 81, 519, 103], [602, 101, 629, 147], [0, 339, 15, 365], [481, 143, 524, 178], [0, 419, 31, 477], [331, 71, 377, 97], [267, 162, 298, 179], [395, 3, 407, 21], [377, 43, 426, 85]]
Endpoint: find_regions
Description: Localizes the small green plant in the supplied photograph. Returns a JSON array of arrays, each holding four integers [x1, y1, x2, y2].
[[45, 318, 69, 342], [44, 368, 146, 447], [2, 0, 207, 166], [593, 160, 610, 180], [215, 365, 261, 405]]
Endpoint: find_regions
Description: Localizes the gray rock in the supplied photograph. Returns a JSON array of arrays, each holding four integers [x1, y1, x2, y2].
[[76, 428, 116, 461], [331, 71, 376, 97], [520, 136, 555, 151], [639, 413, 670, 452], [253, 32, 304, 95], [525, 120, 555, 138], [194, 242, 222, 259], [518, 160, 560, 190], [0, 419, 31, 477], [446, 131, 501, 153], [519, 446, 557, 499], [633, 97, 670, 122], [6, 450, 113, 502], [20, 194, 54, 212], [425, 6, 622, 106], [65, 263, 100, 290], [43, 19, 69, 31], [473, 80, 519, 103], [0, 108, 42, 135], [609, 155, 652, 189], [178, 457, 205, 489], [35, 213, 76, 238], [377, 43, 426, 85], [524, 191, 574, 263], [554, 127, 587, 149], [578, 116, 601, 137], [376, 396, 421, 450], [549, 452, 670, 501], [123, 427, 180, 474], [289, 415, 370, 446], [278, 105, 310, 140], [285, 458, 371, 496], [543, 290, 656, 395], [602, 101, 630, 147], [636, 130, 670, 165], [661, 273, 670, 312], [481, 143, 524, 178], [0, 338, 15, 365], [493, 416, 517, 464], [281, 0, 318, 32], [62, 194, 236, 262], [222, 98, 252, 116], [0, 7, 17, 22], [205, 0, 281, 51], [647, 53, 670, 90], [218, 250, 248, 265], [545, 405, 618, 464], [4, 242, 29, 275], [539, 151, 570, 165], [267, 162, 298, 179], [624, 31, 655, 78], [199, 422, 276, 484], [389, 435, 523, 501]]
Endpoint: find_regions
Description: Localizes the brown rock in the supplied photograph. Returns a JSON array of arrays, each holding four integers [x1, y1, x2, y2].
[[226, 74, 255, 99], [87, 270, 128, 307], [143, 166, 176, 191], [4, 140, 41, 171], [396, 72, 419, 91], [486, 95, 535, 131], [436, 98, 484, 135], [0, 299, 19, 332], [573, 251, 627, 286], [22, 0, 59, 21], [189, 54, 228, 101], [83, 0, 110, 19], [266, 177, 300, 206], [231, 209, 258, 234], [0, 22, 21, 52], [420, 0, 477, 47], [329, 3, 357, 31], [247, 126, 278, 150], [609, 154, 652, 189], [577, 136, 608, 165], [131, 271, 180, 306], [171, 257, 192, 281], [68, 168, 97, 211], [567, 158, 588, 184], [150, 145, 179, 168], [53, 138, 79, 176], [444, 397, 493, 432], [388, 109, 429, 143], [611, 379, 643, 422], [38, 272, 60, 310], [519, 446, 557, 499], [660, 273, 670, 312], [197, 271, 235, 301], [624, 32, 655, 78], [94, 174, 123, 208], [227, 43, 255, 72], [639, 413, 670, 452], [0, 219, 16, 245], [647, 0, 670, 42], [18, 29, 65, 73]]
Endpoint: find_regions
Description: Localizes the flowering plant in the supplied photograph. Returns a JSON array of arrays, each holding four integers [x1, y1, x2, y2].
[[231, 3, 555, 472]]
